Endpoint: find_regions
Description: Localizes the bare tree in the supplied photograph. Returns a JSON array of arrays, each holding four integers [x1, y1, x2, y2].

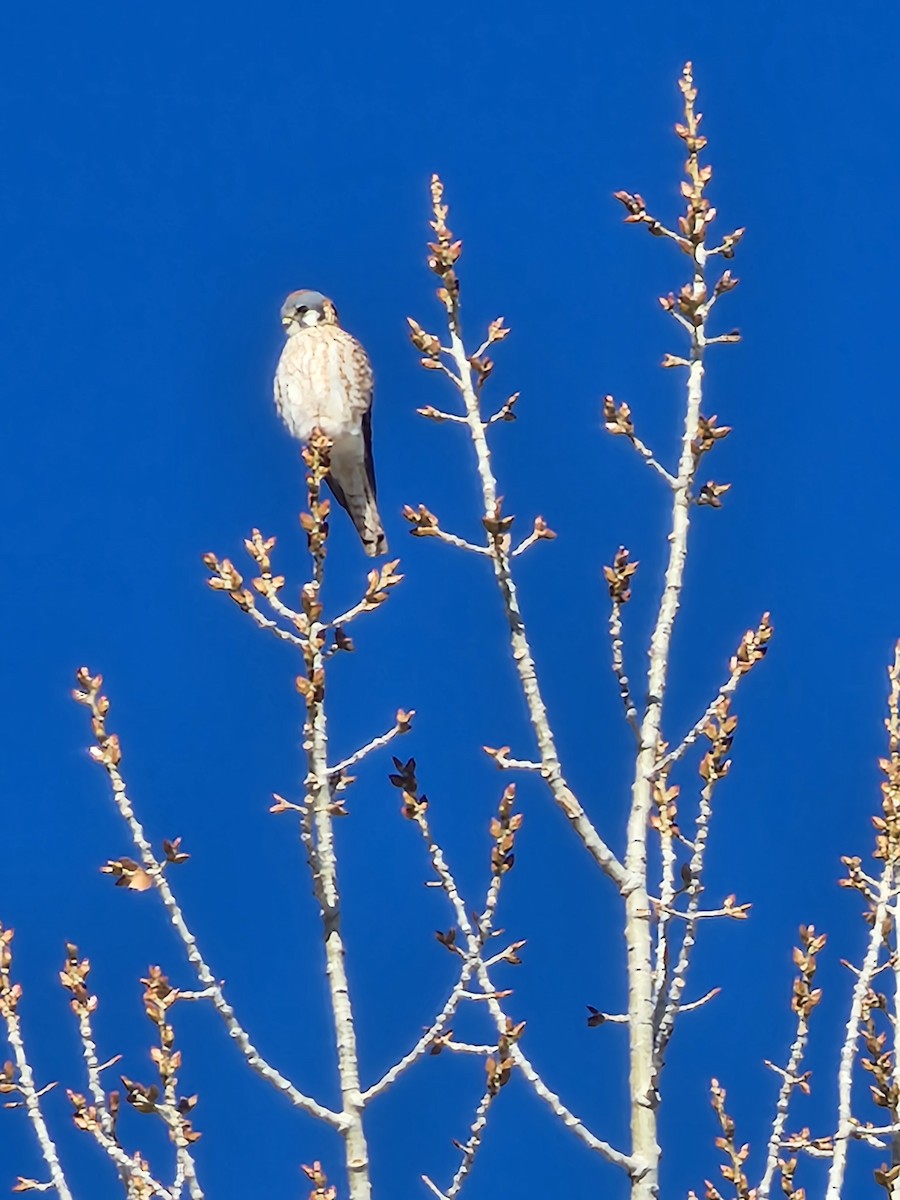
[[2, 61, 900, 1200]]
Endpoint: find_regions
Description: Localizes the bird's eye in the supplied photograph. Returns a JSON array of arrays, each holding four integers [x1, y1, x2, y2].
[[297, 306, 308, 315]]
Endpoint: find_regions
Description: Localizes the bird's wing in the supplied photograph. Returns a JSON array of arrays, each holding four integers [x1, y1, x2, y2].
[[362, 407, 377, 499], [325, 471, 350, 513]]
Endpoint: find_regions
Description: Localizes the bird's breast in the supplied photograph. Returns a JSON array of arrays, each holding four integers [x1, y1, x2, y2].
[[274, 327, 373, 443]]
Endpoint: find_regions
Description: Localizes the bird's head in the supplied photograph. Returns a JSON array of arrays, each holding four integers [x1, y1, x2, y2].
[[280, 290, 339, 332]]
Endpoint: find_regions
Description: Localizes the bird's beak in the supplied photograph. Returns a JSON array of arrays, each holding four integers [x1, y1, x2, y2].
[[281, 315, 292, 328]]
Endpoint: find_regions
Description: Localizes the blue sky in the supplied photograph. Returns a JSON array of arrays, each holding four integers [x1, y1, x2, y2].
[[2, 3, 899, 1197]]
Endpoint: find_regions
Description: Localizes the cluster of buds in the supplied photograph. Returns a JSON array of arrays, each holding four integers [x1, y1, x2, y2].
[[602, 394, 635, 438], [718, 230, 745, 260], [612, 189, 665, 238], [702, 1078, 752, 1200], [407, 316, 443, 365], [388, 756, 427, 820], [427, 174, 461, 308], [485, 1017, 525, 1097], [101, 839, 187, 894], [731, 613, 774, 678], [115, 968, 200, 1145], [523, 516, 556, 545], [585, 1006, 606, 1029], [293, 582, 328, 707], [781, 1128, 833, 1157], [434, 928, 460, 956], [469, 353, 493, 390], [776, 1154, 805, 1200], [660, 282, 709, 328], [839, 854, 878, 901], [875, 1160, 900, 1195], [714, 270, 740, 298], [692, 414, 732, 460], [59, 943, 94, 1015], [202, 552, 254, 614], [604, 546, 639, 605], [69, 1088, 118, 1139], [859, 987, 898, 1116], [301, 432, 333, 561], [699, 698, 736, 784], [428, 1028, 456, 1054], [244, 529, 287, 605], [490, 785, 522, 877], [301, 1161, 337, 1200], [402, 503, 440, 538], [650, 776, 680, 839], [675, 62, 716, 249], [0, 924, 20, 1019], [791, 925, 826, 1021], [482, 498, 515, 540], [296, 661, 325, 708], [359, 560, 403, 614], [100, 856, 153, 892], [484, 317, 510, 347], [75, 668, 190, 894], [488, 392, 519, 424], [0, 1061, 15, 1099], [511, 515, 557, 558], [143, 968, 177, 1082], [615, 61, 745, 285], [119, 1076, 161, 1116], [73, 668, 119, 766], [875, 655, 900, 863], [118, 1075, 200, 1147], [719, 895, 751, 920], [696, 481, 731, 509]]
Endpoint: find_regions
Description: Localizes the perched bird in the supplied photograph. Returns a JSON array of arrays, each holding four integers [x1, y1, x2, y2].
[[274, 289, 387, 557]]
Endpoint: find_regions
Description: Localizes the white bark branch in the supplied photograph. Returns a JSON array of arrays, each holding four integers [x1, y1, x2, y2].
[[0, 958, 73, 1200], [78, 690, 341, 1128], [411, 802, 634, 1175], [825, 875, 894, 1199]]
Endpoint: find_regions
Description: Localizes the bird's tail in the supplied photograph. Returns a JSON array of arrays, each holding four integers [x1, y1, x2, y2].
[[348, 478, 388, 558], [325, 454, 388, 558]]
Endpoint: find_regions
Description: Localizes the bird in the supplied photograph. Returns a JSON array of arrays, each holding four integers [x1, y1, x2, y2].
[[273, 289, 387, 557]]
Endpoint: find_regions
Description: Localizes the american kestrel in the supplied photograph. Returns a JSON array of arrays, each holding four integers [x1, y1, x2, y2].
[[274, 289, 387, 557]]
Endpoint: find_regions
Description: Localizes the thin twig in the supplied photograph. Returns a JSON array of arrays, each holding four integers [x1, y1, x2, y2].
[[443, 1085, 496, 1197], [417, 405, 466, 424], [654, 771, 716, 1062], [0, 926, 73, 1200], [588, 987, 720, 1025], [329, 719, 412, 779], [243, 605, 307, 648], [410, 802, 634, 1174], [609, 600, 639, 737], [61, 946, 157, 1196], [431, 529, 491, 555], [422, 1176, 449, 1200], [653, 790, 677, 1022], [418, 175, 629, 893], [757, 928, 824, 1200], [74, 677, 341, 1129], [361, 970, 473, 1103], [827, 643, 900, 1199], [72, 1013, 124, 1176], [626, 433, 677, 488], [825, 874, 893, 1199], [655, 666, 742, 775]]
